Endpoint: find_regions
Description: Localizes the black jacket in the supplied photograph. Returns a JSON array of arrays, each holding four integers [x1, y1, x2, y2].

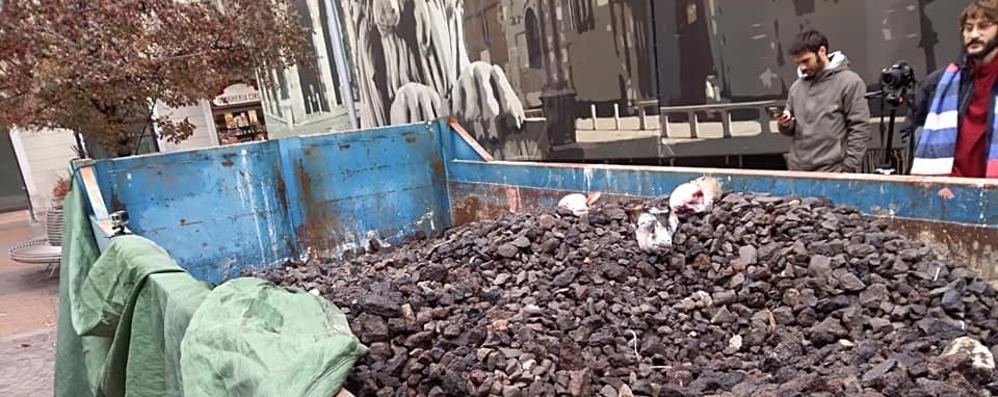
[[901, 55, 973, 140]]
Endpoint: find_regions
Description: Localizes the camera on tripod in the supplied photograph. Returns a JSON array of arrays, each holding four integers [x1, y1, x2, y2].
[[879, 62, 916, 107], [866, 61, 917, 175]]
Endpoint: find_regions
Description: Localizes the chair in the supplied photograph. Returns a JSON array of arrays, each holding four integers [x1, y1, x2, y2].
[[8, 205, 63, 278]]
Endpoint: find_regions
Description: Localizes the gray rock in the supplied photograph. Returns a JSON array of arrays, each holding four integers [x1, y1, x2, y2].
[[494, 273, 511, 286], [772, 306, 795, 325], [861, 358, 896, 384], [673, 298, 697, 311], [512, 236, 531, 248], [809, 255, 832, 279], [738, 245, 758, 265], [713, 290, 737, 306], [567, 369, 592, 396], [497, 243, 519, 258], [859, 284, 888, 307], [729, 272, 746, 288], [869, 318, 892, 332], [838, 272, 866, 291], [712, 306, 738, 324], [941, 288, 965, 313], [538, 214, 558, 229]]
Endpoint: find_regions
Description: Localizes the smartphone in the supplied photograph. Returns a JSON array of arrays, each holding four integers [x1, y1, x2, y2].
[[767, 106, 785, 119]]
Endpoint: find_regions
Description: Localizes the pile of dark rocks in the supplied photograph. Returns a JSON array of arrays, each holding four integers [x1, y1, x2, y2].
[[255, 193, 998, 396]]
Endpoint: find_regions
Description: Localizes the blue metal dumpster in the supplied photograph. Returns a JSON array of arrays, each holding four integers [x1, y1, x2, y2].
[[75, 119, 998, 284]]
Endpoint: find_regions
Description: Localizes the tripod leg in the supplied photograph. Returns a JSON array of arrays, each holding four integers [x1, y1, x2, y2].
[[882, 109, 898, 170]]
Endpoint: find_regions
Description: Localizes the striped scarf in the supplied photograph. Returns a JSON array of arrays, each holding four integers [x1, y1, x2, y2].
[[911, 63, 998, 177]]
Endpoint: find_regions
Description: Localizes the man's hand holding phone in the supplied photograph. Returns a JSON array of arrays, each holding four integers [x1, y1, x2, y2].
[[770, 106, 794, 129]]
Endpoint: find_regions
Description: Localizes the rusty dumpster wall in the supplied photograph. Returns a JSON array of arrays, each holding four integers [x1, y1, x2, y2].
[[444, 160, 998, 279], [90, 122, 452, 284]]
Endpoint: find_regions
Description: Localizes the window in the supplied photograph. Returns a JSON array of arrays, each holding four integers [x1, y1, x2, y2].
[[525, 8, 543, 69]]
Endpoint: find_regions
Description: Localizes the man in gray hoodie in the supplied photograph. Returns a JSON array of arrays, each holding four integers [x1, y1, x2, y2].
[[777, 30, 871, 172]]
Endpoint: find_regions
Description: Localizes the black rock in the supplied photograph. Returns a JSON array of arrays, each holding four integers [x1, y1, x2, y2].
[[355, 313, 391, 342], [846, 243, 876, 258], [850, 339, 880, 366], [540, 238, 560, 254], [421, 263, 449, 283], [359, 293, 402, 317], [404, 331, 434, 348], [603, 264, 628, 282], [916, 317, 966, 339], [552, 268, 578, 288], [809, 318, 848, 345]]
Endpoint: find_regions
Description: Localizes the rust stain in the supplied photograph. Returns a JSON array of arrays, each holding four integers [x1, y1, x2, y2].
[[221, 153, 237, 168], [294, 160, 341, 256], [405, 137, 418, 144], [110, 194, 127, 213], [339, 143, 351, 151], [450, 195, 489, 226], [885, 217, 998, 281], [275, 174, 289, 210], [448, 182, 645, 226], [432, 158, 445, 178], [274, 160, 289, 211]]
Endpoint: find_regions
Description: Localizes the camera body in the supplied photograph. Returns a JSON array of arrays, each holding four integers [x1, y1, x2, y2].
[[880, 62, 916, 106], [110, 210, 130, 236]]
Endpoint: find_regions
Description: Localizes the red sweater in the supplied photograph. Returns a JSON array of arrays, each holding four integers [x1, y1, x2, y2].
[[954, 57, 998, 177]]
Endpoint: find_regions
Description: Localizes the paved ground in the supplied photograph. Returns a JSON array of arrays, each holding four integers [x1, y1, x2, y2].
[[0, 210, 58, 396], [0, 329, 56, 396]]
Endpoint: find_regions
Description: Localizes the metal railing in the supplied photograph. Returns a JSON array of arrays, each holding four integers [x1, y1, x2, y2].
[[578, 99, 785, 138], [643, 99, 784, 138]]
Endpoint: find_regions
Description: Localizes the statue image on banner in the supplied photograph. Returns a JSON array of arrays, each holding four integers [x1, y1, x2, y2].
[[341, 0, 541, 159]]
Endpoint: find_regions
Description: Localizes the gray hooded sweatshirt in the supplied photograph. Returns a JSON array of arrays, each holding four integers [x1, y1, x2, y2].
[[779, 51, 871, 172]]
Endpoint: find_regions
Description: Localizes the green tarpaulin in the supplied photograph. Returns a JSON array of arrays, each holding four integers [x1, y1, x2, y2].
[[182, 278, 365, 397], [54, 175, 366, 397]]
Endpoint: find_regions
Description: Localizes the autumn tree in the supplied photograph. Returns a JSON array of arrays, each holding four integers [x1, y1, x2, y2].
[[0, 0, 311, 156]]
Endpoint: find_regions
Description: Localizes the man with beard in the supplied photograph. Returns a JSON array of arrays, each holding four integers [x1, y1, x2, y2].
[[907, 0, 998, 178], [777, 30, 871, 173]]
